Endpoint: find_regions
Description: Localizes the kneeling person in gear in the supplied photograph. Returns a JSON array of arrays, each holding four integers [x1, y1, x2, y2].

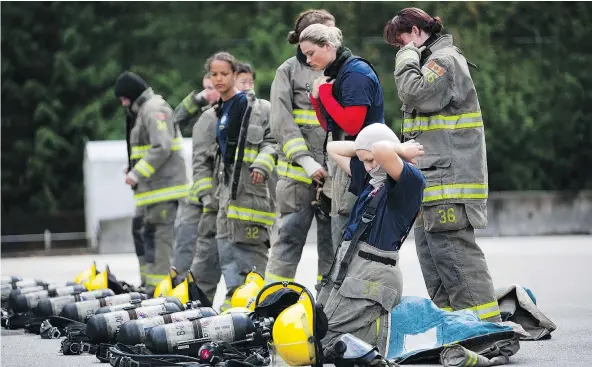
[[115, 71, 190, 294], [318, 123, 426, 354]]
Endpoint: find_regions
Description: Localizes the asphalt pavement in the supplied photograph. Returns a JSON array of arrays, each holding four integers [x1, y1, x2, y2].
[[1, 235, 591, 367]]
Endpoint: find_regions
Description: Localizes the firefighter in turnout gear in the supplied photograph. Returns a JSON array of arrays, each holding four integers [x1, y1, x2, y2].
[[384, 8, 501, 322], [265, 9, 336, 287], [173, 74, 219, 136], [173, 74, 220, 275], [195, 52, 276, 307], [115, 71, 189, 295]]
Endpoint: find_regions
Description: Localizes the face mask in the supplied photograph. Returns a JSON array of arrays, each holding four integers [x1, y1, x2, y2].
[[368, 165, 380, 175]]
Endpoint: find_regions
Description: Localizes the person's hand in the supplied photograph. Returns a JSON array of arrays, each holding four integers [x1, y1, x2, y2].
[[123, 167, 129, 174], [125, 174, 137, 186], [251, 170, 265, 184], [311, 167, 328, 184], [312, 76, 333, 99], [399, 139, 425, 165]]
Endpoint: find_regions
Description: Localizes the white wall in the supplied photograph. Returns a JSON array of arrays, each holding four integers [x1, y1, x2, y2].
[[83, 139, 192, 250]]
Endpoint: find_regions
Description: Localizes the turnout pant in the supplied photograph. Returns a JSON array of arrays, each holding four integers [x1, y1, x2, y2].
[[414, 203, 501, 322], [173, 201, 203, 274], [265, 178, 333, 286], [140, 201, 178, 288], [132, 207, 147, 286], [318, 240, 402, 355]]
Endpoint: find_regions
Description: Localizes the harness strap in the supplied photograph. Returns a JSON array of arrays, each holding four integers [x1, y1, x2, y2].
[[333, 187, 387, 288]]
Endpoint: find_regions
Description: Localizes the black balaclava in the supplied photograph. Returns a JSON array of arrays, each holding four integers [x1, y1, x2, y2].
[[114, 71, 148, 104]]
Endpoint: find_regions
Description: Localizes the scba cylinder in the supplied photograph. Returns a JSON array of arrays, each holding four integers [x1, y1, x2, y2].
[[118, 307, 218, 346], [145, 313, 255, 354], [94, 297, 183, 314], [4, 286, 44, 305], [47, 284, 85, 297], [13, 279, 45, 290], [10, 285, 89, 313], [35, 289, 116, 317], [86, 302, 183, 344], [9, 290, 49, 313], [61, 292, 146, 322]]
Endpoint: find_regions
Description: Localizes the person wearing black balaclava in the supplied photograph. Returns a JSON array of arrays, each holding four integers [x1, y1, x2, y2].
[[114, 71, 189, 296], [265, 9, 336, 290]]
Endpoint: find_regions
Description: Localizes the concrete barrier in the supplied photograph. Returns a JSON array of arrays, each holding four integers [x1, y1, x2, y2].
[[475, 191, 592, 237], [93, 191, 592, 253]]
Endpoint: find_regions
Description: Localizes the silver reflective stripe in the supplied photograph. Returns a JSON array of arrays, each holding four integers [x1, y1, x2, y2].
[[293, 109, 319, 125], [276, 161, 312, 184], [134, 184, 191, 206], [227, 205, 276, 226], [403, 112, 483, 133], [423, 184, 488, 203]]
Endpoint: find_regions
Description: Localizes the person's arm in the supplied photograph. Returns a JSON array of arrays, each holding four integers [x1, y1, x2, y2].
[[372, 140, 424, 181], [309, 95, 329, 132], [318, 82, 368, 136], [189, 109, 218, 207], [394, 42, 454, 113], [129, 106, 174, 182], [326, 140, 356, 176]]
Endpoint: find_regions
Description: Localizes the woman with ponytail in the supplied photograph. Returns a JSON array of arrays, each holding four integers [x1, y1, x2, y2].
[[384, 7, 502, 322], [265, 9, 337, 288], [299, 23, 386, 254]]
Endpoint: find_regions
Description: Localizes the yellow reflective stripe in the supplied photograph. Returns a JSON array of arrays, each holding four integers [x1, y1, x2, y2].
[[227, 205, 276, 226], [235, 149, 258, 164], [264, 272, 295, 283], [316, 275, 323, 281], [375, 316, 380, 345], [171, 137, 184, 151], [467, 300, 500, 320], [187, 196, 200, 204], [182, 94, 198, 114], [282, 138, 308, 160], [463, 351, 478, 367], [131, 138, 184, 158], [293, 109, 319, 126], [276, 161, 312, 184], [146, 274, 169, 286], [253, 153, 275, 172], [134, 184, 191, 206], [403, 112, 483, 133], [134, 162, 152, 178], [131, 145, 151, 159], [191, 177, 213, 196], [423, 183, 488, 203], [136, 159, 155, 174], [441, 307, 453, 312]]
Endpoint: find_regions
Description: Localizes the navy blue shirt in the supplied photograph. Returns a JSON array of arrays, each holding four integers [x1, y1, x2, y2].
[[337, 58, 384, 125], [217, 92, 248, 158], [344, 158, 426, 251]]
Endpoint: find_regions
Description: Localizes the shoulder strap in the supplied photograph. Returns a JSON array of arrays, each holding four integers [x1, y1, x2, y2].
[[230, 93, 255, 200], [333, 187, 387, 288]]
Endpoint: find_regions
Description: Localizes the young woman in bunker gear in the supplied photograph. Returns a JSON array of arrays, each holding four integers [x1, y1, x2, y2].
[[265, 9, 336, 287], [384, 7, 501, 322], [300, 23, 386, 252], [318, 123, 426, 354], [191, 52, 276, 304]]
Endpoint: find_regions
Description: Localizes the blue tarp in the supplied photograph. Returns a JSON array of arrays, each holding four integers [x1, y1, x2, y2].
[[386, 296, 515, 361]]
